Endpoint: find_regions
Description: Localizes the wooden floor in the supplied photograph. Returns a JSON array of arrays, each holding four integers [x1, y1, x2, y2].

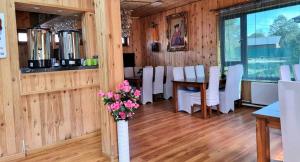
[[13, 100, 283, 162]]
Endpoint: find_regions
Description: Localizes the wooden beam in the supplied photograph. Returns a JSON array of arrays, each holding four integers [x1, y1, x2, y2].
[[94, 0, 124, 161]]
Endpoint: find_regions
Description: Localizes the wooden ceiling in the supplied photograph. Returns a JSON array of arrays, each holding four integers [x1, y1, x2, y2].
[[120, 0, 202, 17]]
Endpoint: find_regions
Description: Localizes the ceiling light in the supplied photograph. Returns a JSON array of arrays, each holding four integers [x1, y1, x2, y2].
[[57, 10, 63, 13], [33, 7, 40, 10], [151, 1, 163, 7]]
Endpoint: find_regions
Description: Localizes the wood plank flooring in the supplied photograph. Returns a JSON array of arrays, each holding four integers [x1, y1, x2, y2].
[[11, 100, 283, 162]]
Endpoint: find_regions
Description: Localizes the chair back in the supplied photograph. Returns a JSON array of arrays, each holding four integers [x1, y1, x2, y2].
[[184, 66, 196, 80], [173, 67, 184, 81], [225, 66, 236, 99], [207, 66, 220, 103], [278, 81, 300, 162], [293, 64, 300, 81], [142, 67, 153, 103], [124, 67, 134, 78], [165, 66, 173, 83], [280, 65, 291, 81], [234, 64, 244, 100], [153, 66, 164, 94], [134, 67, 142, 77], [195, 65, 205, 79]]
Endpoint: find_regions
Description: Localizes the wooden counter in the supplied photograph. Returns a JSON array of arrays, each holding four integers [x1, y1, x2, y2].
[[20, 69, 101, 151]]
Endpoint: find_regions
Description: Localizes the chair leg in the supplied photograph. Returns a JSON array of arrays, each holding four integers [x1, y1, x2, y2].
[[208, 106, 212, 117], [216, 105, 220, 115]]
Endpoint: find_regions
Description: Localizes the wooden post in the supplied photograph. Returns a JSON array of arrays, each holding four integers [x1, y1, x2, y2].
[[94, 0, 123, 161]]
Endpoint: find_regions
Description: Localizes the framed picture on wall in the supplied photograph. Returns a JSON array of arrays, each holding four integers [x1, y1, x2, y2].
[[166, 12, 188, 52]]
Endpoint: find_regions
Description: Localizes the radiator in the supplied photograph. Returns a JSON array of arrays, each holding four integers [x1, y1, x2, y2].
[[251, 82, 278, 105]]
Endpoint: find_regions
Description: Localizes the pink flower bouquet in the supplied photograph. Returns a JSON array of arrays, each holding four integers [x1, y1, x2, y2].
[[98, 80, 141, 121]]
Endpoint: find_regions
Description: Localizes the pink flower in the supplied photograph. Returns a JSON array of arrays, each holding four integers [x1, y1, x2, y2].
[[127, 112, 133, 118], [107, 92, 114, 98], [134, 89, 141, 97], [114, 94, 121, 100], [119, 112, 126, 120], [122, 85, 131, 93], [134, 103, 140, 109], [97, 91, 105, 97], [110, 102, 121, 111], [124, 100, 134, 109], [123, 80, 129, 86]]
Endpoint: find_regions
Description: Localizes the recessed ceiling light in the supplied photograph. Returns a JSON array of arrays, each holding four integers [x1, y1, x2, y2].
[[33, 7, 40, 10], [151, 1, 163, 7], [57, 10, 63, 13]]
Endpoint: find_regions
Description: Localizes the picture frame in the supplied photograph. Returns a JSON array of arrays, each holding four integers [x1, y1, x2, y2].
[[166, 12, 188, 52]]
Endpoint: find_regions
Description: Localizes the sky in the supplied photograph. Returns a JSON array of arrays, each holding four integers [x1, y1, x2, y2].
[[247, 4, 300, 36]]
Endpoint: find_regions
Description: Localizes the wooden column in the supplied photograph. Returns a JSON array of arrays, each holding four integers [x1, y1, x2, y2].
[[0, 0, 24, 158], [82, 12, 96, 59], [94, 0, 123, 161]]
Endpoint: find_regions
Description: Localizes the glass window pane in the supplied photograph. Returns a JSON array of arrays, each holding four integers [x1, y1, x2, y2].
[[224, 18, 241, 62], [18, 33, 27, 42], [247, 4, 300, 80]]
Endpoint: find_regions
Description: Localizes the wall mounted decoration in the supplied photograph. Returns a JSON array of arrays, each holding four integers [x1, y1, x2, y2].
[[150, 22, 160, 52], [0, 13, 7, 58], [166, 12, 188, 52]]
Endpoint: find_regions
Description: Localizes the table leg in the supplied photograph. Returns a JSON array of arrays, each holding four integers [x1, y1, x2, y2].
[[173, 83, 178, 113], [256, 118, 270, 162], [201, 83, 207, 119]]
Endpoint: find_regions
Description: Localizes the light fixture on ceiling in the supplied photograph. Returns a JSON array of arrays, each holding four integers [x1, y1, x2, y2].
[[151, 1, 163, 7], [33, 7, 40, 10]]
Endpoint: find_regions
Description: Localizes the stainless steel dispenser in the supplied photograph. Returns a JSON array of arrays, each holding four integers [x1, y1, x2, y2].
[[58, 30, 81, 66], [27, 28, 52, 68]]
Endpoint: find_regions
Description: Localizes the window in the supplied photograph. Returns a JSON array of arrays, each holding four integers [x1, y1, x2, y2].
[[18, 32, 27, 42], [55, 34, 59, 43], [221, 3, 300, 80], [122, 37, 129, 47]]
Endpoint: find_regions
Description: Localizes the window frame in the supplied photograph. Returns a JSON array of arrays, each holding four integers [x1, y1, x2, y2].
[[220, 2, 300, 81]]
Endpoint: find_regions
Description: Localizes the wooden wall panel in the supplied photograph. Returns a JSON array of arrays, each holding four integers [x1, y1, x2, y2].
[[82, 12, 97, 59], [14, 0, 94, 11], [22, 87, 101, 150], [136, 0, 249, 73], [123, 18, 143, 66], [138, 0, 219, 73], [20, 69, 100, 95]]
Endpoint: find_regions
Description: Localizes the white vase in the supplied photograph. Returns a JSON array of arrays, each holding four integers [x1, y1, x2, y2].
[[117, 120, 130, 162]]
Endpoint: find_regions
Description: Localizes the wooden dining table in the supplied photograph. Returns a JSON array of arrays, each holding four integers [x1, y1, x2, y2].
[[252, 102, 281, 162], [172, 78, 209, 119]]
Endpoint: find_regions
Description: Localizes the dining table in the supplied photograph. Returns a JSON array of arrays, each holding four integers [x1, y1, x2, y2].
[[252, 101, 281, 162], [172, 78, 209, 119], [125, 76, 142, 89]]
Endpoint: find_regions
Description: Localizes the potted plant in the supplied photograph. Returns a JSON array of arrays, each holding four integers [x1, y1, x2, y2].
[[98, 80, 141, 162]]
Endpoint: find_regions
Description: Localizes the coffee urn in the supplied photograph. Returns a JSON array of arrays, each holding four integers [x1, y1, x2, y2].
[[27, 28, 52, 68], [58, 30, 81, 66]]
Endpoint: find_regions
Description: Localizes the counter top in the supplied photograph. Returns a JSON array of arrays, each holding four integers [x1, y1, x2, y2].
[[20, 66, 99, 74]]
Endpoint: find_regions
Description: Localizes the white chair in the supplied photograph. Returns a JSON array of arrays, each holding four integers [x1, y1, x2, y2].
[[124, 67, 134, 78], [184, 66, 196, 79], [293, 64, 300, 81], [278, 81, 300, 162], [219, 65, 238, 113], [153, 66, 164, 95], [280, 65, 291, 81], [186, 66, 221, 115], [164, 66, 173, 99], [233, 64, 244, 101], [141, 67, 153, 104], [173, 67, 190, 111], [195, 65, 205, 79], [134, 67, 142, 77]]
